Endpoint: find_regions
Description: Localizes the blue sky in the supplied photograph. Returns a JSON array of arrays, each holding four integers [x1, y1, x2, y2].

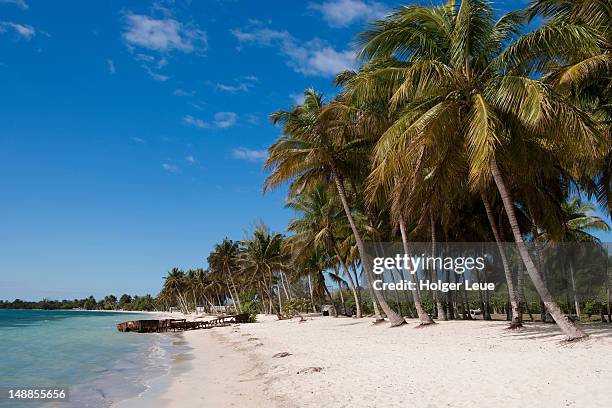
[[0, 0, 605, 300], [0, 0, 391, 300]]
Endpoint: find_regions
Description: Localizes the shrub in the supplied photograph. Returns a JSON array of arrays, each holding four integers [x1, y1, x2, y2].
[[241, 299, 259, 323]]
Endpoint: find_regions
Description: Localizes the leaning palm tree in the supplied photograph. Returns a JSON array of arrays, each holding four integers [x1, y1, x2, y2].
[[265, 89, 406, 326], [163, 268, 190, 313], [355, 0, 602, 339], [285, 183, 364, 317]]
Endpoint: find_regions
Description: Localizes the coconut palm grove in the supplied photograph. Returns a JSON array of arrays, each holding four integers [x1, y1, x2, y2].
[[146, 0, 612, 341]]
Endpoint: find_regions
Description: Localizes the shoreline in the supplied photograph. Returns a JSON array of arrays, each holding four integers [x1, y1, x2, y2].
[[120, 314, 612, 408], [118, 327, 278, 408]]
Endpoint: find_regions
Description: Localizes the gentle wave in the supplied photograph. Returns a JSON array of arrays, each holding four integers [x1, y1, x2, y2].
[[0, 310, 184, 408]]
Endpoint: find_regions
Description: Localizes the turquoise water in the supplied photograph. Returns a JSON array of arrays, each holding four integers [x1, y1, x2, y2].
[[0, 310, 183, 407]]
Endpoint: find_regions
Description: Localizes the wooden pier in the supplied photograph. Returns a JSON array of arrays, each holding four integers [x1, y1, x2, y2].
[[117, 313, 250, 333]]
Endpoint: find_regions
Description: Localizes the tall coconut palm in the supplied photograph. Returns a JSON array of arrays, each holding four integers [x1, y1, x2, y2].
[[356, 0, 601, 339], [240, 225, 286, 316], [208, 239, 242, 312], [525, 1, 612, 217], [162, 268, 190, 313], [265, 89, 406, 326], [286, 183, 364, 317]]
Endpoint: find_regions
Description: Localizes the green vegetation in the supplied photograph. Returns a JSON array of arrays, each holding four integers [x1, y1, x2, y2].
[[0, 294, 156, 311]]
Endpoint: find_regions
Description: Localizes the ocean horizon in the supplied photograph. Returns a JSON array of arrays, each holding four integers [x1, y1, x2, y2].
[[0, 309, 186, 407]]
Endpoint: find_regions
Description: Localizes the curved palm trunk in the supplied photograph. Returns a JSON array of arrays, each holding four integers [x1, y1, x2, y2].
[[332, 245, 363, 318], [490, 158, 587, 340], [481, 193, 522, 326], [331, 167, 405, 326], [320, 271, 334, 302], [400, 217, 435, 325], [225, 265, 242, 311], [569, 262, 581, 320], [279, 271, 291, 300]]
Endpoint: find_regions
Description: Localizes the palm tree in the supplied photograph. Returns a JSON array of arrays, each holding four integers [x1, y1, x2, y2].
[[163, 268, 191, 313], [526, 0, 612, 221], [286, 248, 334, 312], [265, 89, 406, 326], [355, 0, 601, 339], [208, 239, 242, 312], [537, 197, 610, 242], [286, 183, 364, 317], [240, 224, 286, 316], [536, 196, 610, 319]]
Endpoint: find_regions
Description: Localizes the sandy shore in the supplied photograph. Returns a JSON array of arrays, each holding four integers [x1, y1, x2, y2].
[[122, 315, 612, 408]]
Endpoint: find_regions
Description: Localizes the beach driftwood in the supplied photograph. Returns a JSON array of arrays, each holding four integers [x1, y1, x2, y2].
[[117, 313, 250, 333]]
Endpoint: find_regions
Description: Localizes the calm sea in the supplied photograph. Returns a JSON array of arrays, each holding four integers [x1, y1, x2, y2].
[[0, 309, 185, 407]]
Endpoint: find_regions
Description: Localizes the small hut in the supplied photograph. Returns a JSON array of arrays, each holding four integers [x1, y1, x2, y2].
[[320, 304, 337, 317]]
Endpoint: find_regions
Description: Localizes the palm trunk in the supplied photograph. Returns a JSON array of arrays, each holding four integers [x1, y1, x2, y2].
[[338, 282, 346, 314], [333, 244, 363, 318], [490, 158, 587, 340], [569, 262, 581, 320], [307, 273, 316, 312], [481, 193, 522, 326], [225, 265, 242, 311], [360, 255, 382, 319], [517, 262, 534, 321], [192, 288, 198, 315], [277, 285, 283, 317], [430, 211, 447, 320], [331, 166, 405, 326], [400, 216, 435, 325], [321, 272, 334, 302], [279, 271, 291, 300], [225, 283, 238, 313]]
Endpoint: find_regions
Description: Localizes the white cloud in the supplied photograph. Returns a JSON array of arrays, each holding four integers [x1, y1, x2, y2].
[[162, 163, 179, 173], [156, 57, 168, 68], [0, 0, 29, 10], [308, 0, 388, 28], [107, 59, 116, 74], [190, 102, 206, 111], [246, 114, 259, 125], [135, 53, 155, 63], [232, 147, 267, 162], [185, 155, 197, 164], [214, 112, 238, 129], [183, 112, 238, 129], [289, 92, 306, 105], [183, 115, 209, 129], [142, 64, 169, 81], [130, 136, 146, 143], [122, 13, 207, 54], [216, 76, 258, 93], [231, 25, 355, 77], [173, 88, 194, 96], [231, 27, 290, 45], [216, 83, 249, 93], [0, 22, 35, 39]]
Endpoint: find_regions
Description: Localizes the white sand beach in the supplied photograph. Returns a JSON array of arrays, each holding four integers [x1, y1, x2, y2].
[[133, 315, 612, 408]]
